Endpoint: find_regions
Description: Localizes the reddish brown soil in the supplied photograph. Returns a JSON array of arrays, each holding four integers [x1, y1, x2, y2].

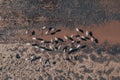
[[84, 21, 120, 44], [18, 20, 120, 45]]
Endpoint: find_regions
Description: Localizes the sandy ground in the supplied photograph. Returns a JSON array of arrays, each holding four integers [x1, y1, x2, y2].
[[0, 43, 120, 80], [1, 46, 120, 80]]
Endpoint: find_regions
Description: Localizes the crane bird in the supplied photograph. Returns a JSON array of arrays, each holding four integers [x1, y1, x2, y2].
[[36, 38, 43, 41], [45, 27, 56, 35], [45, 31, 49, 35], [68, 48, 79, 54], [55, 37, 64, 42], [76, 28, 84, 33], [64, 36, 68, 40], [50, 32, 56, 35], [63, 46, 69, 52], [55, 29, 61, 32], [89, 31, 93, 36], [57, 38, 64, 42], [86, 31, 93, 37], [94, 38, 99, 43], [81, 36, 87, 41], [86, 31, 89, 36], [48, 27, 56, 32]]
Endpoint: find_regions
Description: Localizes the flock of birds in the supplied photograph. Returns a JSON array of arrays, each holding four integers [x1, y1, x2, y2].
[[26, 26, 98, 54]]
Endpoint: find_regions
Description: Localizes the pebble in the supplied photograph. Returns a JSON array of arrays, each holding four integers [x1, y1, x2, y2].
[[25, 58, 29, 61], [26, 43, 31, 46], [16, 54, 20, 59], [45, 59, 50, 65], [53, 61, 56, 65]]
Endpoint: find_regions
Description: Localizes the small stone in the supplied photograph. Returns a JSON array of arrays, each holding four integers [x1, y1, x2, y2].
[[99, 77, 106, 80], [87, 76, 92, 80], [0, 67, 2, 71], [45, 59, 50, 65], [25, 58, 29, 61], [53, 61, 56, 65], [26, 43, 31, 46], [74, 56, 79, 60], [39, 58, 42, 62], [32, 37, 36, 40], [16, 54, 20, 59]]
